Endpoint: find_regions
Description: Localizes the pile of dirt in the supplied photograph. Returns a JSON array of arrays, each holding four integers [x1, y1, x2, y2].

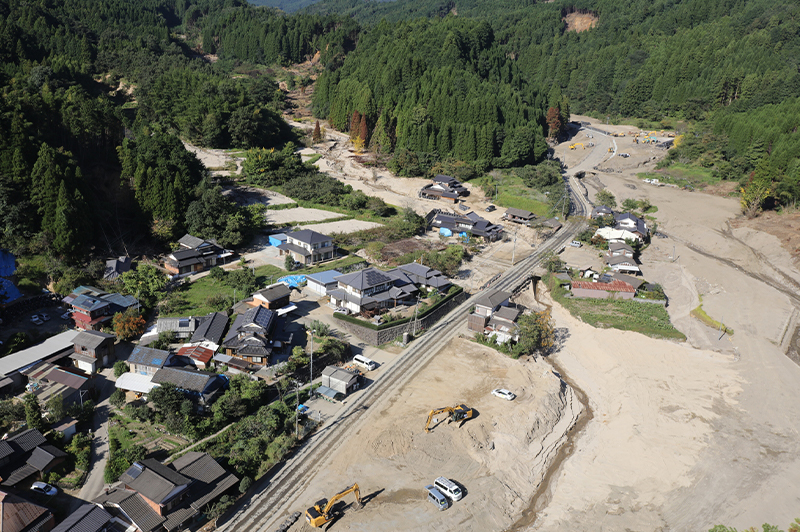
[[563, 12, 598, 32], [379, 238, 441, 263]]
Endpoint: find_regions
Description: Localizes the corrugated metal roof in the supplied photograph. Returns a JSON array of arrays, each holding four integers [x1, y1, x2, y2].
[[306, 269, 342, 285], [0, 331, 80, 377], [115, 373, 158, 394]]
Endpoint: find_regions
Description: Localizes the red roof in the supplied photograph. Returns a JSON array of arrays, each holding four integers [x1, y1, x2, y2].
[[572, 280, 636, 293], [177, 345, 214, 364]]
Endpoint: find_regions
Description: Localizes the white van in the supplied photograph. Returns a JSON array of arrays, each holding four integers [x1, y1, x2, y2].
[[433, 477, 463, 501], [353, 355, 378, 371], [425, 485, 449, 511]]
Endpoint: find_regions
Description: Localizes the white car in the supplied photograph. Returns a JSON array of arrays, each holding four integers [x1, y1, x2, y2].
[[30, 315, 43, 325], [31, 482, 57, 496], [40, 313, 50, 321], [492, 389, 516, 401], [60, 312, 72, 320], [569, 240, 582, 248]]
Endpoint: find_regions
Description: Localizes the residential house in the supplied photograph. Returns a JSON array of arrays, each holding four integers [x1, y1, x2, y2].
[[426, 209, 503, 241], [51, 504, 113, 532], [388, 263, 452, 293], [590, 205, 614, 219], [614, 213, 648, 239], [0, 429, 67, 488], [485, 306, 522, 344], [540, 218, 563, 231], [606, 242, 635, 259], [329, 268, 417, 315], [151, 367, 225, 412], [419, 175, 468, 203], [70, 330, 116, 373], [21, 362, 93, 408], [605, 254, 641, 275], [164, 234, 229, 276], [305, 269, 341, 297], [277, 229, 335, 266], [156, 317, 201, 340], [0, 489, 55, 532], [176, 345, 214, 370], [249, 283, 291, 310], [63, 287, 138, 331], [94, 453, 238, 532], [571, 280, 636, 300], [0, 330, 80, 395], [433, 175, 468, 195], [188, 312, 229, 351], [593, 226, 642, 244], [468, 288, 513, 332], [503, 208, 536, 225], [610, 273, 646, 291], [128, 347, 173, 376], [319, 366, 361, 398], [221, 306, 276, 366], [104, 256, 132, 282]]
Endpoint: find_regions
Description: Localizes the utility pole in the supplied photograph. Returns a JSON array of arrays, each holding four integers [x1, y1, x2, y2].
[[411, 294, 421, 336], [308, 329, 315, 386], [511, 229, 517, 266], [494, 184, 498, 203], [294, 381, 300, 439]]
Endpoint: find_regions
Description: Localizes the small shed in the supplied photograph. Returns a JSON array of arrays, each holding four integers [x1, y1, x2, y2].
[[306, 269, 341, 296], [115, 372, 158, 397], [268, 233, 288, 247], [50, 417, 78, 442], [321, 366, 360, 395]]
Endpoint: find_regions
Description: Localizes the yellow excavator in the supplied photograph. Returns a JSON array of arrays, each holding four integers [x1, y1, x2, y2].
[[424, 404, 473, 433], [306, 483, 362, 528], [569, 143, 585, 150]]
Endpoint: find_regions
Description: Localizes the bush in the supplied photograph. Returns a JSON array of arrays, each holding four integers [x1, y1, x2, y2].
[[113, 361, 129, 378], [110, 389, 126, 409], [239, 476, 253, 493]]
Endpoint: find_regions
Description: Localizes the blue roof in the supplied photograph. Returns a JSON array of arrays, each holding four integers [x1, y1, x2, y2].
[[128, 346, 171, 368], [72, 294, 109, 312], [306, 270, 341, 285], [0, 250, 15, 277], [0, 278, 21, 303], [277, 275, 306, 288]]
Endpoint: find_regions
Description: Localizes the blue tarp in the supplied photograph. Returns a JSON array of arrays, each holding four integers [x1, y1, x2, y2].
[[277, 275, 306, 288], [439, 228, 453, 237], [0, 250, 15, 277], [0, 278, 21, 303], [268, 234, 287, 247]]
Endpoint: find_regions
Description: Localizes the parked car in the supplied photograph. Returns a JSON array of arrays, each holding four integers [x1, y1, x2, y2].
[[30, 315, 43, 325], [31, 482, 57, 496], [492, 388, 516, 401], [40, 313, 50, 321], [569, 240, 582, 248], [458, 204, 469, 211], [485, 205, 496, 212], [60, 312, 72, 320]]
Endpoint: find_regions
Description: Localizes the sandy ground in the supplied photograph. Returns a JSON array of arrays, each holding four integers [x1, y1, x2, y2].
[[182, 142, 243, 177], [526, 115, 800, 531], [266, 207, 346, 224], [297, 219, 383, 235], [286, 337, 581, 532], [222, 185, 295, 207]]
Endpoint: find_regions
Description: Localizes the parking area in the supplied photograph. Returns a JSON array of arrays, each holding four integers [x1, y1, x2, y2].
[[1, 303, 72, 345]]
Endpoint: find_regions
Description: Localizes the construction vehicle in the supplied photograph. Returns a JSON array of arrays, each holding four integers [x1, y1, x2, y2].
[[425, 404, 473, 433], [667, 132, 676, 138], [588, 142, 595, 147], [306, 483, 362, 528], [649, 131, 658, 137], [608, 147, 613, 153], [633, 137, 639, 144], [569, 143, 585, 150]]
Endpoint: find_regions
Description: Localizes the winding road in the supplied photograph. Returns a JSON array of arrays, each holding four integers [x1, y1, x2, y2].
[[215, 139, 598, 532]]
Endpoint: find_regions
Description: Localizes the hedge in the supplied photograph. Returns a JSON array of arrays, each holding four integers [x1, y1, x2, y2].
[[333, 286, 464, 331]]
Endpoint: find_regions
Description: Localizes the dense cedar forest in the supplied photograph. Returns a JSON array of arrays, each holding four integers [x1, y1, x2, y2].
[[1, 0, 799, 265]]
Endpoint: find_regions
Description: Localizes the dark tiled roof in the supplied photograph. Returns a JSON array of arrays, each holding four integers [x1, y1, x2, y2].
[[0, 490, 51, 532], [72, 331, 115, 349], [609, 242, 635, 253], [151, 367, 216, 393], [26, 445, 66, 471], [0, 463, 37, 486], [178, 234, 205, 249], [51, 503, 112, 532], [505, 207, 534, 219], [119, 461, 188, 505], [103, 257, 132, 281], [287, 229, 331, 245], [128, 346, 171, 369], [276, 242, 311, 257], [101, 489, 164, 532], [335, 268, 393, 291], [7, 430, 46, 454], [474, 288, 511, 310], [0, 442, 13, 461], [161, 504, 198, 532], [191, 312, 229, 344], [493, 306, 521, 322], [254, 283, 291, 302], [224, 307, 275, 343]]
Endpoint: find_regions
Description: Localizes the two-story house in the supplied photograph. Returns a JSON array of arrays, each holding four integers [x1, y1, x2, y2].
[[426, 209, 504, 242], [503, 208, 536, 225], [128, 347, 173, 376], [386, 263, 452, 293], [614, 213, 648, 239], [0, 429, 67, 489], [70, 330, 116, 373], [277, 229, 335, 266], [419, 175, 468, 203], [467, 288, 512, 332], [94, 453, 238, 532], [590, 205, 614, 219], [164, 234, 229, 277], [63, 286, 138, 331], [221, 306, 276, 366], [606, 242, 635, 259], [329, 268, 417, 315]]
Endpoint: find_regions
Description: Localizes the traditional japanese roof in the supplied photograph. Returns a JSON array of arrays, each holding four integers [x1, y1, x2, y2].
[[224, 306, 276, 343], [103, 256, 132, 281], [474, 288, 511, 309], [504, 207, 535, 219], [614, 212, 648, 235], [493, 306, 521, 322], [72, 331, 115, 349], [95, 488, 164, 532], [253, 283, 291, 302], [178, 234, 206, 249], [608, 242, 635, 253], [610, 273, 646, 289], [606, 255, 639, 266], [190, 312, 229, 345], [26, 445, 66, 472], [151, 367, 218, 394], [7, 430, 46, 454], [572, 280, 636, 293], [51, 503, 112, 532], [0, 490, 52, 532], [120, 460, 190, 504]]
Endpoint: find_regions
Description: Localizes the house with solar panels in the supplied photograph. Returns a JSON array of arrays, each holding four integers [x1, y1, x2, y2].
[[221, 306, 276, 367], [62, 286, 138, 331]]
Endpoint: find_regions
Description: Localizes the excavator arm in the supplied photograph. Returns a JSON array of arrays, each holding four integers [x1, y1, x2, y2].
[[306, 483, 362, 528], [322, 483, 361, 516], [425, 407, 454, 432]]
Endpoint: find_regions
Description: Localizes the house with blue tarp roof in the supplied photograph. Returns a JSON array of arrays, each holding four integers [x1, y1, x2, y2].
[[0, 250, 21, 303], [128, 346, 173, 376]]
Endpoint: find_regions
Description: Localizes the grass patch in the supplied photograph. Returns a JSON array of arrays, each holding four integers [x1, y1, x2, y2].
[[496, 191, 551, 217], [546, 275, 685, 340], [265, 203, 298, 211], [638, 163, 720, 190], [690, 297, 733, 335], [280, 255, 367, 276], [15, 254, 48, 293], [303, 153, 322, 165]]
